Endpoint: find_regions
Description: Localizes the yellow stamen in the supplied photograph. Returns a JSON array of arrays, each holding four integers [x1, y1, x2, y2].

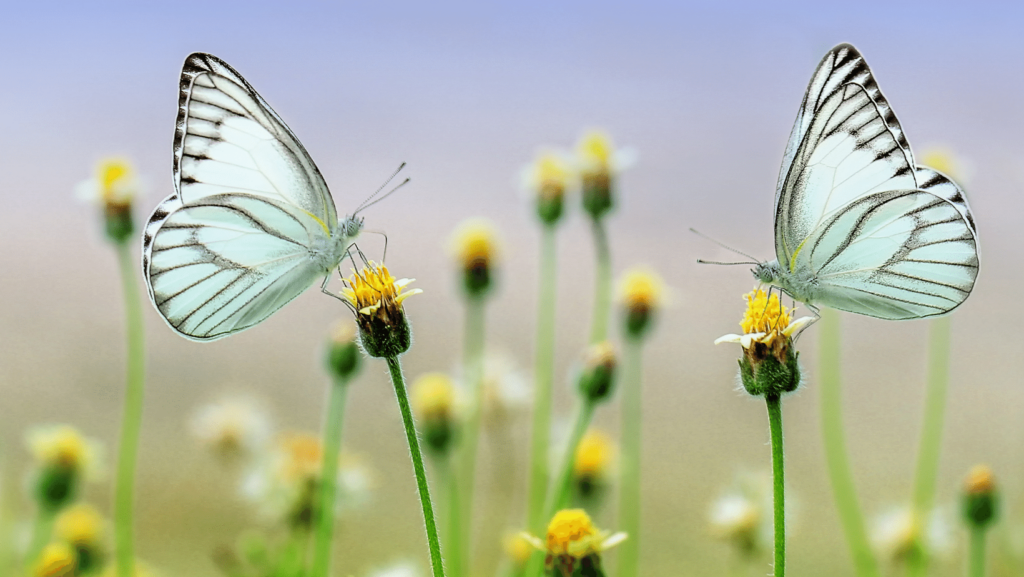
[[739, 289, 790, 335]]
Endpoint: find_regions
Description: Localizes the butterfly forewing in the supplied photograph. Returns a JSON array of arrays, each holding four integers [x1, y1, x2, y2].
[[174, 53, 337, 228]]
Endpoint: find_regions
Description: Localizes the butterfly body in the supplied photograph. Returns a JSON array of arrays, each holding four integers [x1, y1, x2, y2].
[[754, 44, 978, 321], [143, 53, 365, 341]]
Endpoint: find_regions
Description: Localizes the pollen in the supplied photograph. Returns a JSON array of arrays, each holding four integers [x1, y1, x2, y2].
[[739, 289, 791, 335], [340, 262, 421, 317]]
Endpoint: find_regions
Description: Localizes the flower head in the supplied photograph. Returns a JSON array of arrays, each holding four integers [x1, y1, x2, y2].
[[578, 342, 617, 403], [920, 147, 968, 183], [55, 503, 106, 573], [523, 150, 572, 224], [341, 262, 420, 358], [715, 289, 812, 397], [618, 267, 666, 339], [709, 472, 773, 556], [504, 532, 535, 569], [573, 429, 615, 499], [325, 320, 362, 380], [411, 373, 459, 454], [871, 505, 953, 565], [27, 425, 102, 511], [34, 542, 77, 577], [480, 352, 531, 424], [189, 397, 272, 463], [575, 129, 633, 220], [75, 157, 144, 243], [450, 218, 500, 298], [962, 464, 998, 528], [523, 509, 626, 576]]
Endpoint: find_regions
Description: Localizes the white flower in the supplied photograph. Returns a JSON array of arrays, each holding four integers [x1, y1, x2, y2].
[[189, 397, 272, 461], [74, 157, 145, 208], [480, 351, 531, 422], [872, 505, 954, 564], [708, 471, 773, 553]]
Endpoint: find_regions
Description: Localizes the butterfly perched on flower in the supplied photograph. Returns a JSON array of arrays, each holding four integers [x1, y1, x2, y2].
[[751, 43, 978, 320], [143, 54, 376, 341]]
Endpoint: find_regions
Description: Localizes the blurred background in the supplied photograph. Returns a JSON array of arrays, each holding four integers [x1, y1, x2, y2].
[[2, 1, 1023, 575]]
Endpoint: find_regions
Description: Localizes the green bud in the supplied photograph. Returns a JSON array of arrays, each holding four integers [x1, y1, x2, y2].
[[35, 465, 78, 512], [536, 184, 565, 225], [737, 338, 801, 397], [325, 322, 361, 380], [582, 172, 613, 221], [358, 313, 412, 359], [962, 465, 998, 528], [104, 204, 135, 244], [578, 342, 617, 403], [463, 263, 493, 298]]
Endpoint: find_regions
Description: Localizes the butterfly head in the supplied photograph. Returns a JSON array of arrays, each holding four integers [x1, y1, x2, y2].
[[752, 261, 781, 285], [340, 215, 365, 240]]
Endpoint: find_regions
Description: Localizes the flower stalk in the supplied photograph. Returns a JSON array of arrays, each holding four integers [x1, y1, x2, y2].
[[588, 219, 612, 344], [309, 375, 352, 577], [819, 308, 880, 577], [527, 223, 558, 533], [617, 337, 642, 577], [766, 394, 785, 577], [454, 296, 485, 577]]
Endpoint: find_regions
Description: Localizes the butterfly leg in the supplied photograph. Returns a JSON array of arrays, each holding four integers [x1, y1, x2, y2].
[[320, 274, 354, 310]]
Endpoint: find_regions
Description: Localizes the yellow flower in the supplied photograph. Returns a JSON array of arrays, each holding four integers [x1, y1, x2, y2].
[[523, 150, 572, 224], [34, 542, 76, 577], [411, 373, 457, 422], [920, 147, 966, 182], [275, 432, 324, 484], [715, 289, 813, 352], [576, 130, 615, 174], [522, 509, 626, 576], [504, 532, 534, 568], [450, 218, 501, 297], [871, 506, 952, 564], [963, 464, 998, 528], [189, 397, 271, 461], [55, 503, 105, 547], [618, 267, 666, 338], [76, 158, 142, 208], [573, 429, 614, 480], [575, 129, 635, 220], [341, 262, 421, 318], [28, 425, 101, 476], [965, 464, 996, 496], [341, 261, 421, 358]]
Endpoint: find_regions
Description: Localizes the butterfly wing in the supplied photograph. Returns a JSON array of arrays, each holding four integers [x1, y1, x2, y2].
[[790, 189, 978, 319], [143, 53, 343, 341], [172, 52, 337, 229], [146, 193, 331, 341], [773, 44, 978, 317]]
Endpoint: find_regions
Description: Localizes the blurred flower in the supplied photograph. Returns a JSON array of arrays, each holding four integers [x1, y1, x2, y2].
[[365, 561, 421, 577], [872, 505, 954, 565], [243, 432, 373, 527], [27, 425, 103, 511], [715, 289, 811, 397], [617, 267, 666, 339], [325, 320, 362, 380], [480, 352, 531, 424], [920, 147, 969, 183], [522, 509, 626, 577], [412, 373, 459, 454], [341, 262, 420, 358], [522, 149, 572, 225], [962, 464, 998, 528], [33, 542, 76, 577], [55, 502, 106, 574], [573, 429, 615, 500], [575, 129, 634, 220], [450, 218, 501, 299], [578, 342, 617, 403], [75, 157, 144, 244], [504, 531, 534, 570], [709, 472, 773, 556], [189, 397, 271, 463]]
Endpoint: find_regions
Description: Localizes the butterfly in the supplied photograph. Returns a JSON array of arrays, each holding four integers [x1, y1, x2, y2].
[[750, 43, 978, 320], [143, 53, 372, 341]]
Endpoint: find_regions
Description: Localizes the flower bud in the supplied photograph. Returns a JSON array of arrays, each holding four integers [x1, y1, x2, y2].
[[27, 425, 100, 512], [576, 130, 618, 221], [76, 158, 142, 245], [411, 373, 460, 454], [962, 464, 998, 529], [524, 151, 571, 225], [578, 342, 617, 403], [573, 429, 614, 501], [521, 509, 626, 577], [33, 542, 76, 577], [325, 321, 361, 380], [450, 218, 500, 299], [55, 503, 106, 574], [618, 268, 664, 340], [340, 263, 421, 359]]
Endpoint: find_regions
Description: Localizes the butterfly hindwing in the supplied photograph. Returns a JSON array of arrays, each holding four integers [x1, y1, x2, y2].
[[147, 193, 328, 341]]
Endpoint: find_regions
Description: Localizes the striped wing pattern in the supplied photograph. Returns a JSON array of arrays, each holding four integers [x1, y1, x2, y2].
[[147, 194, 327, 341], [794, 190, 979, 319], [772, 44, 979, 319], [143, 53, 342, 341], [173, 53, 337, 228]]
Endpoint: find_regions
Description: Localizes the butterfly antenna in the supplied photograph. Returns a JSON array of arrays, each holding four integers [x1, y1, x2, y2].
[[354, 162, 406, 215], [696, 259, 759, 266], [356, 178, 410, 214], [690, 228, 761, 262]]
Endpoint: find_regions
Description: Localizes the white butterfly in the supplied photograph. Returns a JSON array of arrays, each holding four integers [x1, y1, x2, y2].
[[752, 43, 978, 320], [143, 53, 367, 341]]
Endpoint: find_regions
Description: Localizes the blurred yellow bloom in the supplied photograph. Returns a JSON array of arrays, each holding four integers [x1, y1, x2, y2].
[[920, 147, 964, 181], [523, 509, 626, 575], [34, 542, 76, 577], [573, 429, 614, 480], [964, 464, 996, 496], [411, 373, 458, 422], [524, 150, 572, 196], [275, 432, 323, 484], [55, 502, 105, 547], [504, 532, 534, 568], [28, 425, 100, 476], [618, 268, 664, 312], [576, 130, 615, 174], [75, 157, 143, 208], [341, 262, 421, 318], [450, 218, 501, 272]]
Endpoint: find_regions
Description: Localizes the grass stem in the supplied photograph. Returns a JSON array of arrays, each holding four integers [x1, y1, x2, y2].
[[527, 224, 558, 532], [588, 218, 612, 344], [455, 296, 486, 577], [617, 337, 643, 577], [310, 374, 351, 577], [766, 394, 785, 577]]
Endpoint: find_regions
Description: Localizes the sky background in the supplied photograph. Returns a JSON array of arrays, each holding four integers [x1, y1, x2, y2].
[[1, 1, 1023, 575]]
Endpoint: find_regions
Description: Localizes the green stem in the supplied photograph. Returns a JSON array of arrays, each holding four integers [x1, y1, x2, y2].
[[114, 241, 146, 577], [588, 218, 612, 345], [525, 400, 597, 577], [386, 356, 447, 577], [969, 526, 987, 577], [310, 375, 351, 577], [25, 509, 54, 569], [765, 394, 786, 577], [819, 308, 881, 577], [907, 316, 952, 577], [439, 455, 461, 577], [527, 224, 558, 532], [617, 337, 643, 577], [454, 296, 485, 577]]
